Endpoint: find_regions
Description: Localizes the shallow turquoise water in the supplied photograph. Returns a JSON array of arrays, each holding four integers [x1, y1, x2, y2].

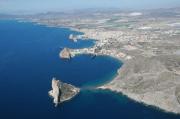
[[0, 20, 179, 119]]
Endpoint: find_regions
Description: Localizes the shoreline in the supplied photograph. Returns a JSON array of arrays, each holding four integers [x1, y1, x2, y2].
[[98, 75, 180, 115], [66, 28, 180, 114], [98, 86, 180, 116], [14, 19, 180, 114]]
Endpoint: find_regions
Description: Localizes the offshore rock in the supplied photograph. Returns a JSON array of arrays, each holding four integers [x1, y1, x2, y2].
[[69, 34, 78, 42], [48, 77, 80, 107], [59, 48, 71, 59]]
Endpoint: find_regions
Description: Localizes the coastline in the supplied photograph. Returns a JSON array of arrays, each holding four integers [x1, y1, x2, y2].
[[73, 39, 180, 114], [1, 15, 180, 119], [67, 28, 180, 114], [59, 26, 180, 114], [14, 19, 180, 114], [98, 84, 180, 115], [97, 55, 180, 114], [99, 74, 180, 114]]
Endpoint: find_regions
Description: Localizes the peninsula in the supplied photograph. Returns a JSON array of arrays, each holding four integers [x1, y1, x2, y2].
[[48, 78, 80, 106]]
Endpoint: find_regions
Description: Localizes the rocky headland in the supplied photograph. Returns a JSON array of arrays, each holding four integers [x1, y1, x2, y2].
[[48, 78, 80, 107], [59, 48, 71, 59]]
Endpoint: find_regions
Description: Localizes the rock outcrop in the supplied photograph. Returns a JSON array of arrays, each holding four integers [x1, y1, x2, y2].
[[59, 48, 71, 59], [69, 34, 78, 42], [48, 78, 80, 107]]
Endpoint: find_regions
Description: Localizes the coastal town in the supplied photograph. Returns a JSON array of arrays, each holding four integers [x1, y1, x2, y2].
[[15, 8, 180, 114]]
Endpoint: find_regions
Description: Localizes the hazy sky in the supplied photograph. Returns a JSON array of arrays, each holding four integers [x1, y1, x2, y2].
[[0, 0, 180, 14]]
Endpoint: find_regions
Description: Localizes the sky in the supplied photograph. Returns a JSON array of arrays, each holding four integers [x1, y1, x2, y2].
[[0, 0, 180, 14]]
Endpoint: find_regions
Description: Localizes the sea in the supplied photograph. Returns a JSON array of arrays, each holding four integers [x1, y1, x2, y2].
[[0, 20, 179, 119]]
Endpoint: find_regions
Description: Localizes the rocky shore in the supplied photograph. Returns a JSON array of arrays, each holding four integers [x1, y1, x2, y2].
[[48, 78, 80, 106]]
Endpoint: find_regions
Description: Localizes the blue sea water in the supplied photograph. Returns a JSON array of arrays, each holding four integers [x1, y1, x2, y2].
[[0, 20, 179, 119]]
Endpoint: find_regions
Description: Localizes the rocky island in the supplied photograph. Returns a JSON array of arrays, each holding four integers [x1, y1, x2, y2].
[[48, 78, 80, 107], [59, 48, 71, 59]]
